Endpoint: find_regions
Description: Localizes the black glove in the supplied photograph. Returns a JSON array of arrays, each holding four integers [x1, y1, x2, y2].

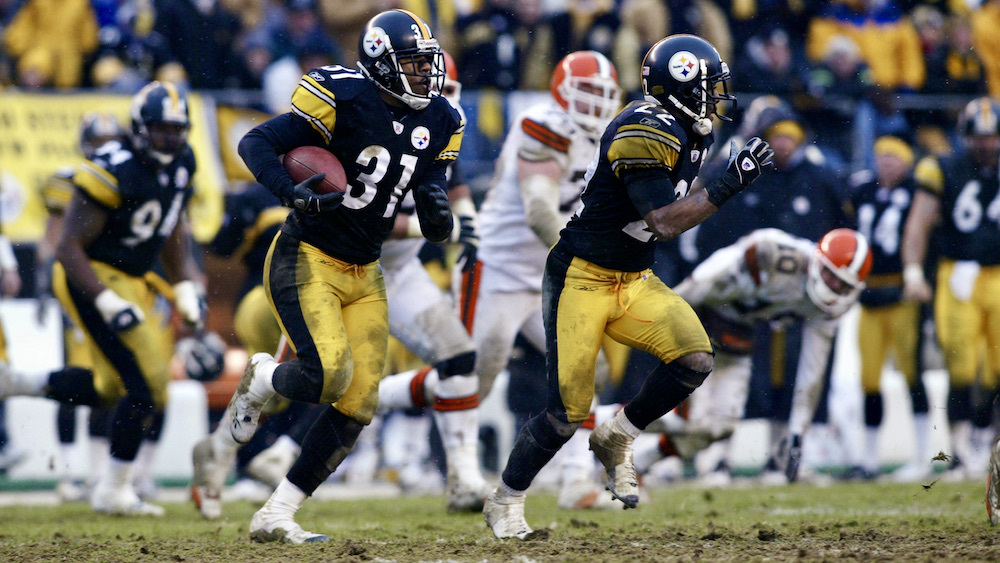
[[456, 214, 479, 272], [705, 137, 774, 207], [413, 183, 454, 242], [281, 173, 345, 215]]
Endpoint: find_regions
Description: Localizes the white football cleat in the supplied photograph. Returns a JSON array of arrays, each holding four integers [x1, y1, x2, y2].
[[56, 479, 89, 503], [229, 353, 275, 444], [249, 504, 328, 544], [483, 490, 533, 539], [589, 421, 639, 508], [191, 435, 235, 520], [557, 478, 619, 510], [91, 481, 164, 517], [987, 436, 1000, 526]]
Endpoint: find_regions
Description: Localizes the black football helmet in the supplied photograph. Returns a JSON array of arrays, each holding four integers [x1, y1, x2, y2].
[[641, 34, 735, 136], [957, 96, 1000, 165], [79, 111, 124, 159], [357, 9, 445, 110], [130, 81, 190, 165]]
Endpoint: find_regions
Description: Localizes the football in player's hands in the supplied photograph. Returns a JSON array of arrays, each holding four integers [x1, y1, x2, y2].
[[282, 146, 348, 194]]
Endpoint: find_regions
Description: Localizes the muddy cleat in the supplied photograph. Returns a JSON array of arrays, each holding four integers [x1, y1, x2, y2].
[[249, 504, 328, 544], [483, 491, 533, 539], [987, 437, 1000, 526], [191, 435, 234, 520], [56, 479, 89, 503], [589, 422, 639, 509], [91, 482, 165, 517], [776, 434, 802, 483], [557, 478, 619, 510], [447, 479, 491, 513], [246, 436, 299, 489], [229, 353, 275, 444]]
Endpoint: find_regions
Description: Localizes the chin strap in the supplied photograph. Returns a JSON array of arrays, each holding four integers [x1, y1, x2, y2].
[[667, 59, 714, 137]]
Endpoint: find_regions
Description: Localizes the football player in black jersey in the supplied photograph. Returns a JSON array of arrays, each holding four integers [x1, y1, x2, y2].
[[903, 98, 1000, 517], [483, 34, 774, 539], [0, 82, 206, 516], [208, 9, 460, 543]]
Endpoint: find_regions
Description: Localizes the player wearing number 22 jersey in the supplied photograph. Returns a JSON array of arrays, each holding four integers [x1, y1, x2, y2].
[[224, 9, 462, 543], [484, 34, 774, 540]]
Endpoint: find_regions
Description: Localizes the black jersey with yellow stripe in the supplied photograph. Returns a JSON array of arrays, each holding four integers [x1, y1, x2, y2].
[[850, 172, 917, 306], [72, 138, 196, 277], [914, 154, 1000, 265], [560, 101, 710, 272], [281, 65, 463, 264]]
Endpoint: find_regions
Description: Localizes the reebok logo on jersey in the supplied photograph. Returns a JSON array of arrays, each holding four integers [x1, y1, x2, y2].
[[309, 71, 324, 82], [740, 157, 756, 171], [639, 117, 661, 128]]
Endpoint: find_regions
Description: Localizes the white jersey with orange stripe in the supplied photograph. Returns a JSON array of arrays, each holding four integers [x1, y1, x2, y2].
[[477, 102, 599, 292]]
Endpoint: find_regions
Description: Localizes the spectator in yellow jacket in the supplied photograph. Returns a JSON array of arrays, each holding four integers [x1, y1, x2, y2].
[[971, 0, 1000, 98], [807, 0, 925, 92], [1, 0, 99, 88]]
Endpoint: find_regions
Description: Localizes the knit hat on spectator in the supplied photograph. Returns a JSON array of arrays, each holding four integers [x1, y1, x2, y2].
[[873, 136, 915, 167]]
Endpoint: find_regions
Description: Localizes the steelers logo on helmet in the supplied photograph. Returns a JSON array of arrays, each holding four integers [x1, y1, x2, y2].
[[411, 126, 430, 150], [668, 51, 699, 83], [363, 27, 389, 58]]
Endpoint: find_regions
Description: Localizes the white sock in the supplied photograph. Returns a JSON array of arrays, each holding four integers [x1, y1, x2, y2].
[[89, 437, 110, 484], [497, 480, 526, 499], [863, 426, 880, 473], [105, 457, 133, 488], [614, 409, 641, 440], [249, 356, 278, 403], [132, 441, 157, 484], [59, 443, 79, 480], [913, 413, 930, 462], [266, 478, 307, 515]]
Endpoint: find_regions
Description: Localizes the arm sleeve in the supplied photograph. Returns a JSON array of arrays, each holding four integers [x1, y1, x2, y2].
[[623, 168, 677, 217], [237, 113, 325, 201]]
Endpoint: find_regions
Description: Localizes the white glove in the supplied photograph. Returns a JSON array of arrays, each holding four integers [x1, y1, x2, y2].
[[173, 280, 206, 330], [95, 288, 145, 332]]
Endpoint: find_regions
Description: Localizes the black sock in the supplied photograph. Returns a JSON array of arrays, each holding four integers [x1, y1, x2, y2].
[[624, 361, 709, 430], [46, 367, 102, 407], [501, 413, 573, 491], [864, 393, 883, 428], [286, 406, 363, 495]]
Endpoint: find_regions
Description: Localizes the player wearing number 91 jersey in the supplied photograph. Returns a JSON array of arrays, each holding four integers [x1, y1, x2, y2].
[[230, 9, 462, 543]]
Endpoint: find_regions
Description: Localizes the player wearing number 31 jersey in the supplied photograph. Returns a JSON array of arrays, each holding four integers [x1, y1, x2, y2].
[[225, 9, 462, 544]]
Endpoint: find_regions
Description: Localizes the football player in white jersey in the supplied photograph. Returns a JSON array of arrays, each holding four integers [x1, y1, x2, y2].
[[378, 50, 623, 510], [375, 49, 491, 512], [674, 227, 872, 485]]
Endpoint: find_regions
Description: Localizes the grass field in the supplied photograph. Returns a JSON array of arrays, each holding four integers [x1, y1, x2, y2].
[[0, 479, 997, 562]]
